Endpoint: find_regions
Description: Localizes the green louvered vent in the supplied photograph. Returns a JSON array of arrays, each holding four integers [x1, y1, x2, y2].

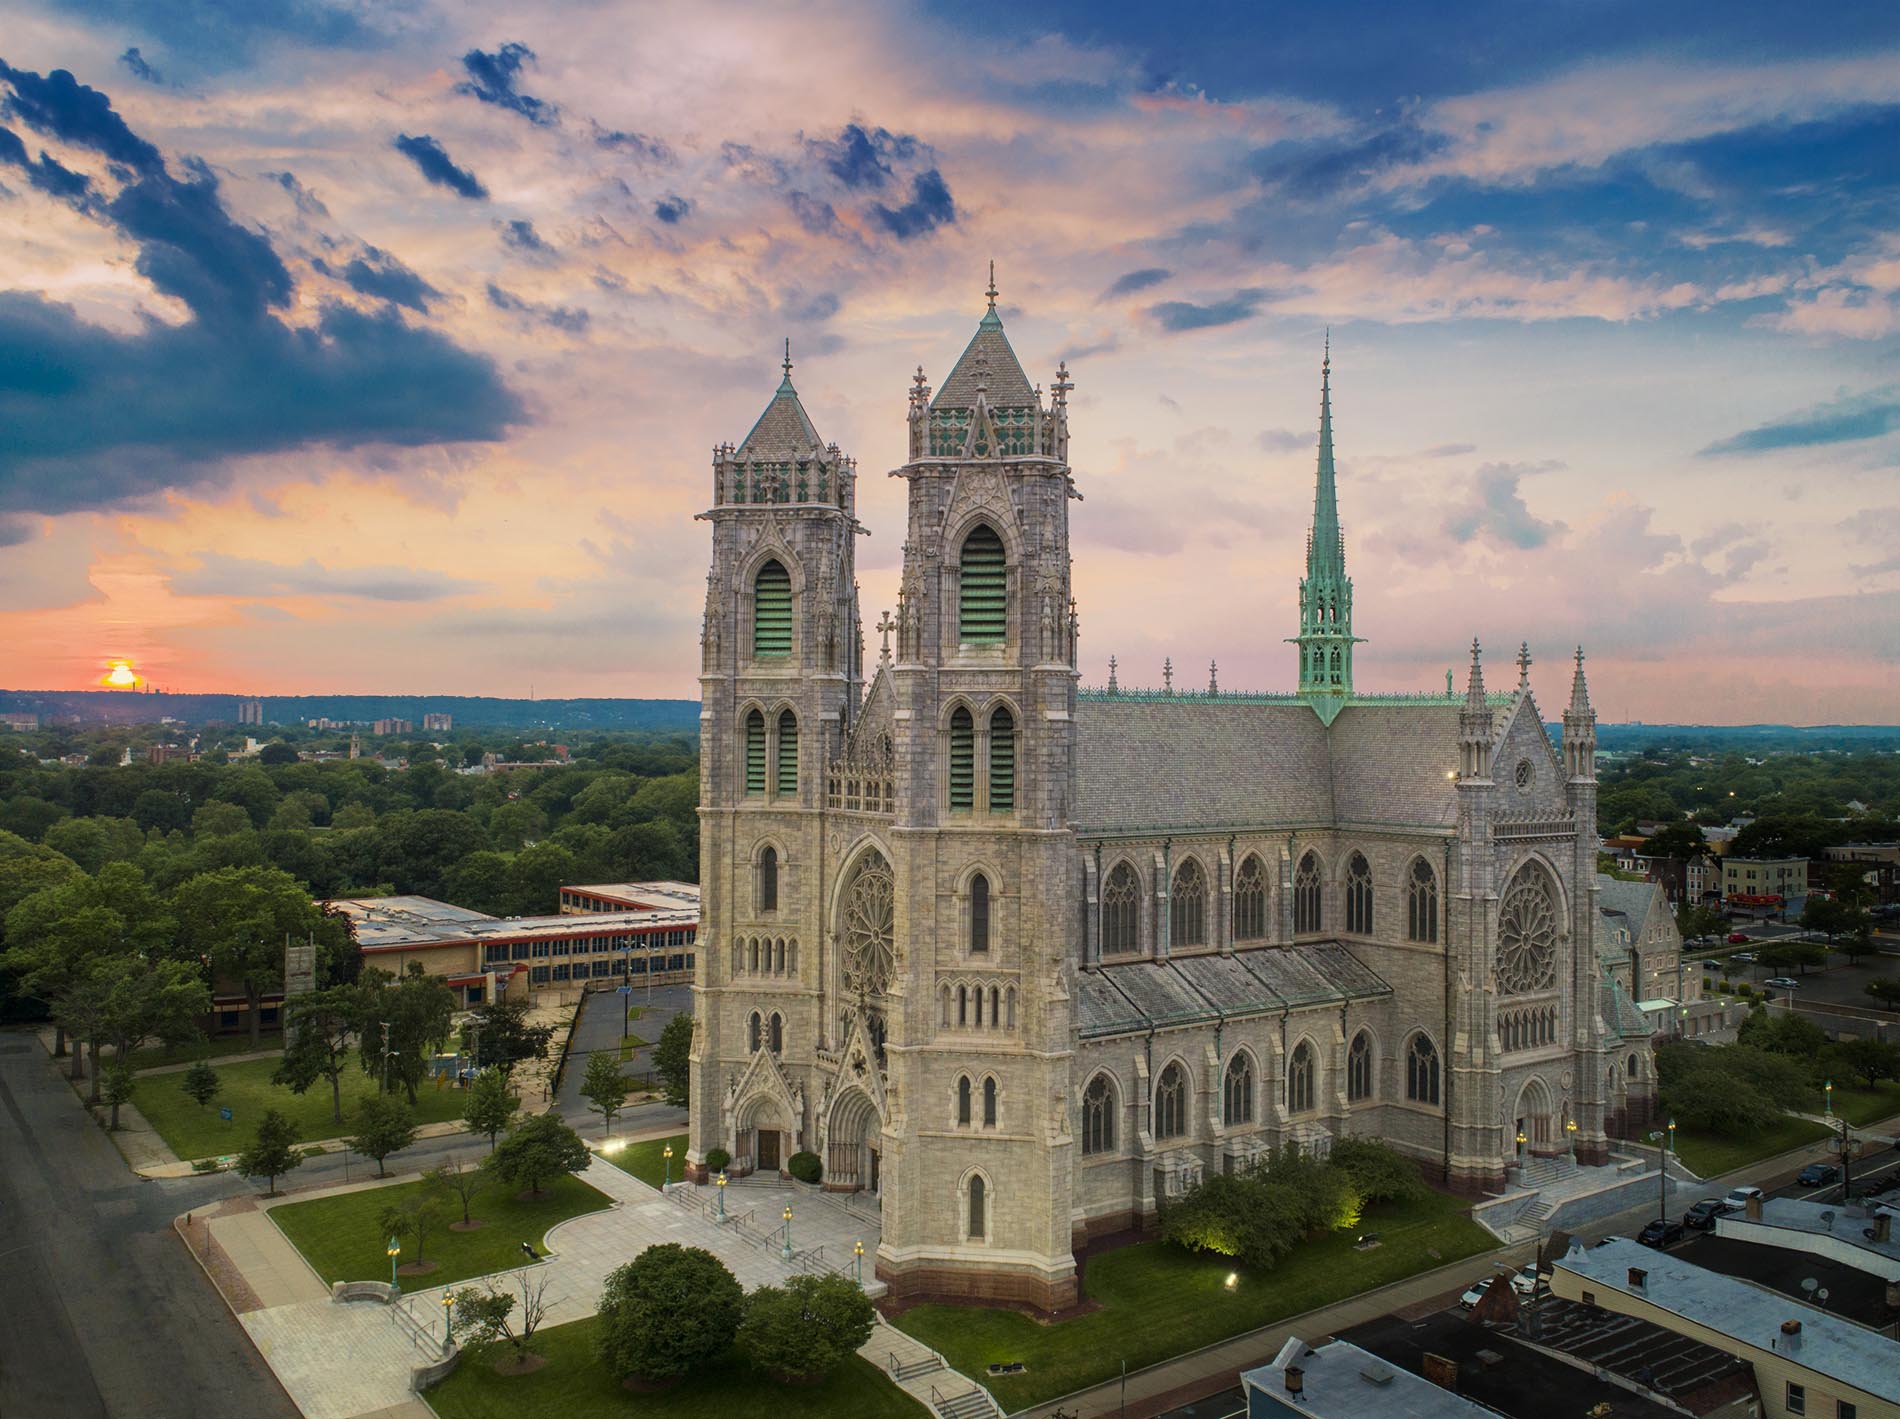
[[948, 707, 974, 810], [776, 710, 798, 795], [753, 560, 792, 658], [958, 526, 1007, 644], [744, 711, 766, 796], [988, 706, 1015, 811]]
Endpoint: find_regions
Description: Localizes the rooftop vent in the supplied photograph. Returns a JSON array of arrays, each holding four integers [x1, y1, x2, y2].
[[1627, 1267, 1647, 1290], [1358, 1362, 1394, 1387], [1780, 1320, 1802, 1336], [1284, 1364, 1304, 1397]]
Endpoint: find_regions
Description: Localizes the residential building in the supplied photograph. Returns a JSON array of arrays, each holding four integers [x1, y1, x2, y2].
[[1, 712, 41, 731], [144, 744, 193, 765], [371, 717, 412, 736], [1242, 1336, 1495, 1419], [422, 712, 453, 731], [237, 698, 263, 725], [1723, 857, 1809, 914], [1825, 844, 1900, 905]]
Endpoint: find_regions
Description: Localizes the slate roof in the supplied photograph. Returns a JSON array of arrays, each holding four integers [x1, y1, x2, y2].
[[1075, 945, 1392, 1039], [1327, 704, 1461, 825], [1595, 873, 1663, 966], [932, 308, 1037, 409], [736, 374, 825, 458]]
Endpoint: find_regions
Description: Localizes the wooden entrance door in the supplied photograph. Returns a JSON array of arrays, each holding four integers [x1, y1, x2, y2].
[[868, 1147, 880, 1194], [757, 1128, 781, 1170]]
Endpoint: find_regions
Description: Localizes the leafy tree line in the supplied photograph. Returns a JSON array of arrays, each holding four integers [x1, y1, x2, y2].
[[1595, 746, 1898, 839], [1657, 1013, 1900, 1138]]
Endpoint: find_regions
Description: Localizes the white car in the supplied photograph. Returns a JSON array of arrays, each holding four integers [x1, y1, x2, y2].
[[1723, 1185, 1764, 1209], [1510, 1264, 1540, 1297], [1460, 1276, 1496, 1309]]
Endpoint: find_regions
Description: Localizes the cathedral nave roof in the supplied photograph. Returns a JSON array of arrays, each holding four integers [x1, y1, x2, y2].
[[1074, 945, 1392, 1040]]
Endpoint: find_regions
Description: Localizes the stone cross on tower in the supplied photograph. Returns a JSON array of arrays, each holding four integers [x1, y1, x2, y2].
[[877, 610, 895, 663]]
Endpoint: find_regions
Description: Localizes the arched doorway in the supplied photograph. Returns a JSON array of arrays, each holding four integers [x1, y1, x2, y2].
[[826, 1087, 882, 1194], [1513, 1076, 1555, 1156], [738, 1095, 790, 1174]]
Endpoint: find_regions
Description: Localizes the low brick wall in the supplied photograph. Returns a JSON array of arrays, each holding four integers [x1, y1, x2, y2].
[[330, 1280, 398, 1304]]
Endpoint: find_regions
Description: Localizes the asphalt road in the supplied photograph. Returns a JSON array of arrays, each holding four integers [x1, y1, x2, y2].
[[554, 983, 690, 1120], [1694, 925, 1900, 1012]]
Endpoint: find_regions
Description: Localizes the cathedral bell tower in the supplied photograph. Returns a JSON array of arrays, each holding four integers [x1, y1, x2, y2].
[[1291, 339, 1361, 724]]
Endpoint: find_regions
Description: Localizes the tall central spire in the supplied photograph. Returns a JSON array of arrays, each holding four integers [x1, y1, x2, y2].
[[1290, 334, 1360, 721]]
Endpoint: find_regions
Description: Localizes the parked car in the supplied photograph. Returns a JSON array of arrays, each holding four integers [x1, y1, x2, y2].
[[1731, 951, 1757, 964], [1723, 1185, 1765, 1210], [1509, 1264, 1540, 1297], [1763, 976, 1800, 990], [1797, 1163, 1841, 1187], [1683, 1198, 1734, 1230], [1726, 932, 1751, 944], [1460, 1276, 1496, 1309], [1639, 1218, 1686, 1248]]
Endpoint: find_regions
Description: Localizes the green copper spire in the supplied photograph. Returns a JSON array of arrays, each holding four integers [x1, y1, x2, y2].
[[1290, 333, 1361, 721]]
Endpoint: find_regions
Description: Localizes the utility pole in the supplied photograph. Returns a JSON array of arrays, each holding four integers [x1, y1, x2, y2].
[[381, 1020, 394, 1095]]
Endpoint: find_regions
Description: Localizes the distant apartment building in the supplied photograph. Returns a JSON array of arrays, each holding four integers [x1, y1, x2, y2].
[[1722, 856, 1808, 912], [371, 717, 413, 736], [1, 712, 41, 731], [306, 717, 348, 730], [237, 698, 263, 725], [145, 744, 194, 765], [1825, 842, 1900, 904], [422, 712, 453, 732]]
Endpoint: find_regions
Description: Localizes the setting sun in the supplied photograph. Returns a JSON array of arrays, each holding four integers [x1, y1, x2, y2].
[[99, 659, 143, 689]]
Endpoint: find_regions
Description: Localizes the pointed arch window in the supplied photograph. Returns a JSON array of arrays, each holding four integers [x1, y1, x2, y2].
[[1154, 1062, 1188, 1140], [1234, 855, 1267, 941], [1082, 1074, 1116, 1155], [752, 560, 791, 658], [1406, 1033, 1440, 1105], [967, 1174, 987, 1239], [982, 1077, 997, 1127], [1407, 859, 1439, 944], [1170, 858, 1208, 947], [1102, 862, 1139, 954], [948, 706, 975, 810], [1223, 1053, 1254, 1126], [1287, 1041, 1315, 1114], [775, 710, 798, 795], [1345, 852, 1373, 935], [748, 1011, 762, 1053], [970, 873, 990, 953], [1347, 1031, 1372, 1102], [957, 1075, 972, 1126], [958, 524, 1007, 644], [769, 1013, 783, 1054], [988, 705, 1016, 811], [744, 710, 766, 797], [1294, 852, 1323, 934], [759, 846, 778, 913]]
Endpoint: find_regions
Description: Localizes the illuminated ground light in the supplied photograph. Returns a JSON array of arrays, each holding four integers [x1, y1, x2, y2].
[[1224, 1272, 1239, 1291], [99, 659, 144, 689]]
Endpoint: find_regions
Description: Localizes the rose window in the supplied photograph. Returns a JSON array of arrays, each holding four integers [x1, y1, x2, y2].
[[841, 853, 896, 997], [1496, 871, 1558, 995]]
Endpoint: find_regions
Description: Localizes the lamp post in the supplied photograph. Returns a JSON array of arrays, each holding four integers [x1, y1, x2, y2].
[[386, 1235, 402, 1294], [854, 1239, 864, 1286], [662, 1143, 673, 1190], [441, 1293, 454, 1351], [782, 1204, 794, 1260], [380, 1021, 394, 1095], [1515, 1129, 1527, 1160], [1566, 1117, 1578, 1160], [715, 1170, 727, 1221], [1668, 1118, 1676, 1157], [1824, 1079, 1833, 1120]]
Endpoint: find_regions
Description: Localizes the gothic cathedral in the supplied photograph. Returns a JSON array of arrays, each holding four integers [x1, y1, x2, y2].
[[690, 288, 1659, 1310]]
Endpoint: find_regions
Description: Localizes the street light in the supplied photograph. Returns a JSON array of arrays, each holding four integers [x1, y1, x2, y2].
[[1566, 1118, 1578, 1160], [1667, 1118, 1677, 1156], [716, 1170, 728, 1221], [663, 1143, 673, 1190], [782, 1204, 794, 1260], [386, 1234, 402, 1293], [1515, 1130, 1527, 1160], [1825, 1079, 1833, 1119], [441, 1293, 455, 1351], [854, 1239, 864, 1286]]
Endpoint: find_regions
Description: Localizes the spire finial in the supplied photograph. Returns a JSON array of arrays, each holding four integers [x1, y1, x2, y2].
[[1107, 655, 1119, 694], [1163, 657, 1174, 693], [782, 337, 793, 378], [986, 260, 997, 310], [1209, 659, 1219, 697], [1517, 641, 1532, 688]]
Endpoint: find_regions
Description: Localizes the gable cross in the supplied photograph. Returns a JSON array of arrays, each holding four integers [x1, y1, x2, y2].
[[876, 610, 895, 662]]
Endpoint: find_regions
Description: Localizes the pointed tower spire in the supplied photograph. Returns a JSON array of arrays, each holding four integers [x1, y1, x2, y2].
[[986, 260, 998, 311], [1459, 638, 1495, 780], [1208, 659, 1219, 698], [1516, 641, 1532, 691], [1290, 334, 1361, 721], [1563, 645, 1597, 782], [1162, 657, 1174, 693], [1107, 655, 1119, 695]]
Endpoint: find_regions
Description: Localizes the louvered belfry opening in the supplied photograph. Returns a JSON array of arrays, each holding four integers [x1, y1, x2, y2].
[[958, 525, 1006, 644], [949, 706, 975, 809], [776, 709, 797, 795], [753, 559, 792, 657], [988, 705, 1015, 810], [744, 710, 766, 795]]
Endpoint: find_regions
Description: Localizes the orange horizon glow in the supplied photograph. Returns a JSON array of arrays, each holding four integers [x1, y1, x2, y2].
[[98, 659, 144, 689]]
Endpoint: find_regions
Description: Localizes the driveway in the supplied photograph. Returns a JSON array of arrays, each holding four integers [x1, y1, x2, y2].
[[554, 983, 690, 1124]]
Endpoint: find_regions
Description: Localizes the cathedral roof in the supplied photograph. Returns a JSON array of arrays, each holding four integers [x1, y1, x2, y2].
[[1075, 945, 1392, 1040], [1327, 704, 1462, 827], [931, 303, 1037, 411], [736, 354, 825, 458]]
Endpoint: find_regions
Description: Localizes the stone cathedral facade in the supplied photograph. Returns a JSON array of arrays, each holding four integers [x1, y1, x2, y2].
[[689, 292, 1660, 1310]]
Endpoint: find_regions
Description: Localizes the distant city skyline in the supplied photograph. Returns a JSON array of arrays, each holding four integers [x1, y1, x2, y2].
[[1, 2, 1896, 722]]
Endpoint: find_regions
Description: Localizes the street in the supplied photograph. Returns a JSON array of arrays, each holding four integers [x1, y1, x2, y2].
[[554, 982, 690, 1119]]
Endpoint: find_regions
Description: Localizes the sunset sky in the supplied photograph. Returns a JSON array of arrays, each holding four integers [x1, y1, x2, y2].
[[2, 1, 1896, 722]]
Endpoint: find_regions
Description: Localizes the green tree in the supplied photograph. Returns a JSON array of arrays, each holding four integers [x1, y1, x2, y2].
[[450, 1274, 554, 1366], [464, 999, 555, 1080], [1758, 941, 1829, 977], [236, 1108, 303, 1194], [652, 1012, 692, 1109], [346, 1094, 417, 1178], [737, 1273, 876, 1380], [1676, 903, 1725, 942], [355, 964, 456, 1103], [100, 1058, 137, 1130], [259, 742, 300, 766], [595, 1245, 743, 1383], [463, 1068, 519, 1149], [172, 865, 327, 1045], [502, 841, 576, 915], [430, 1157, 487, 1226], [580, 1052, 628, 1138], [380, 1172, 449, 1268], [274, 986, 364, 1124], [182, 1057, 222, 1110], [1866, 980, 1900, 1011], [1830, 1038, 1900, 1088], [484, 1113, 589, 1199]]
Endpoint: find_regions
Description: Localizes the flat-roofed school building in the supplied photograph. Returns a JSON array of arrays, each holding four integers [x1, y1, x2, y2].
[[328, 882, 700, 1007]]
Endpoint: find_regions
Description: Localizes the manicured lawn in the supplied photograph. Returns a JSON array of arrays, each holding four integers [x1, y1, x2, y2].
[[895, 1190, 1494, 1410], [1671, 1116, 1833, 1179], [428, 1318, 926, 1418], [1830, 1081, 1900, 1128], [598, 1132, 688, 1189], [125, 1031, 284, 1070], [136, 1050, 469, 1161], [616, 1034, 649, 1061], [272, 1173, 612, 1289]]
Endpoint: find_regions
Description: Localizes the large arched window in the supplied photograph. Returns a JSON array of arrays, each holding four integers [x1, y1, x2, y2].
[[753, 559, 792, 658], [1223, 1053, 1254, 1126], [1406, 1033, 1440, 1105], [769, 1012, 783, 1053], [1082, 1074, 1116, 1155], [957, 1075, 972, 1126], [1155, 1062, 1188, 1140], [1287, 1041, 1315, 1114], [1497, 866, 1559, 996], [948, 706, 975, 810], [988, 705, 1016, 811], [969, 873, 990, 953], [758, 846, 778, 912], [967, 1174, 987, 1239], [744, 710, 766, 797], [1294, 852, 1323, 934], [1170, 858, 1208, 948], [1102, 862, 1139, 954], [958, 524, 1007, 644], [1407, 859, 1439, 944], [775, 710, 798, 795], [839, 850, 896, 999], [1233, 855, 1267, 941], [748, 1011, 762, 1053], [983, 1077, 998, 1127], [1345, 852, 1373, 935], [1347, 1031, 1372, 1102]]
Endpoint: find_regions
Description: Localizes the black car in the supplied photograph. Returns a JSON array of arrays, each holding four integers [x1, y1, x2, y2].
[[1683, 1199, 1732, 1231], [1639, 1218, 1686, 1248], [1797, 1163, 1841, 1187]]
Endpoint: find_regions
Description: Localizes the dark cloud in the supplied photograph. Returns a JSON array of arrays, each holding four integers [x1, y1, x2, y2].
[[812, 122, 918, 190], [50, 0, 368, 74], [786, 190, 840, 236], [500, 217, 550, 254], [592, 124, 672, 163], [0, 125, 92, 199], [455, 42, 554, 127], [1102, 267, 1171, 300], [1700, 385, 1900, 455], [1060, 333, 1120, 363], [652, 194, 690, 224], [1253, 119, 1448, 200], [171, 552, 481, 602], [485, 283, 589, 334], [118, 47, 161, 84], [268, 169, 329, 217], [313, 246, 438, 311], [0, 60, 162, 173], [871, 169, 955, 240], [1147, 288, 1267, 331], [108, 160, 292, 324], [780, 290, 840, 323], [1441, 461, 1565, 548], [393, 133, 487, 200]]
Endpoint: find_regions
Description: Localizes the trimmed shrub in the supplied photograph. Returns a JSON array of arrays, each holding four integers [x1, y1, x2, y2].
[[705, 1147, 731, 1173], [787, 1150, 822, 1184]]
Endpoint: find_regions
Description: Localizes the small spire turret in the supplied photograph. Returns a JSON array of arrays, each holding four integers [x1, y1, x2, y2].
[[1290, 334, 1360, 720], [1459, 638, 1495, 780], [1563, 645, 1597, 781], [1162, 657, 1174, 693], [1208, 660, 1219, 697], [1107, 655, 1119, 694]]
